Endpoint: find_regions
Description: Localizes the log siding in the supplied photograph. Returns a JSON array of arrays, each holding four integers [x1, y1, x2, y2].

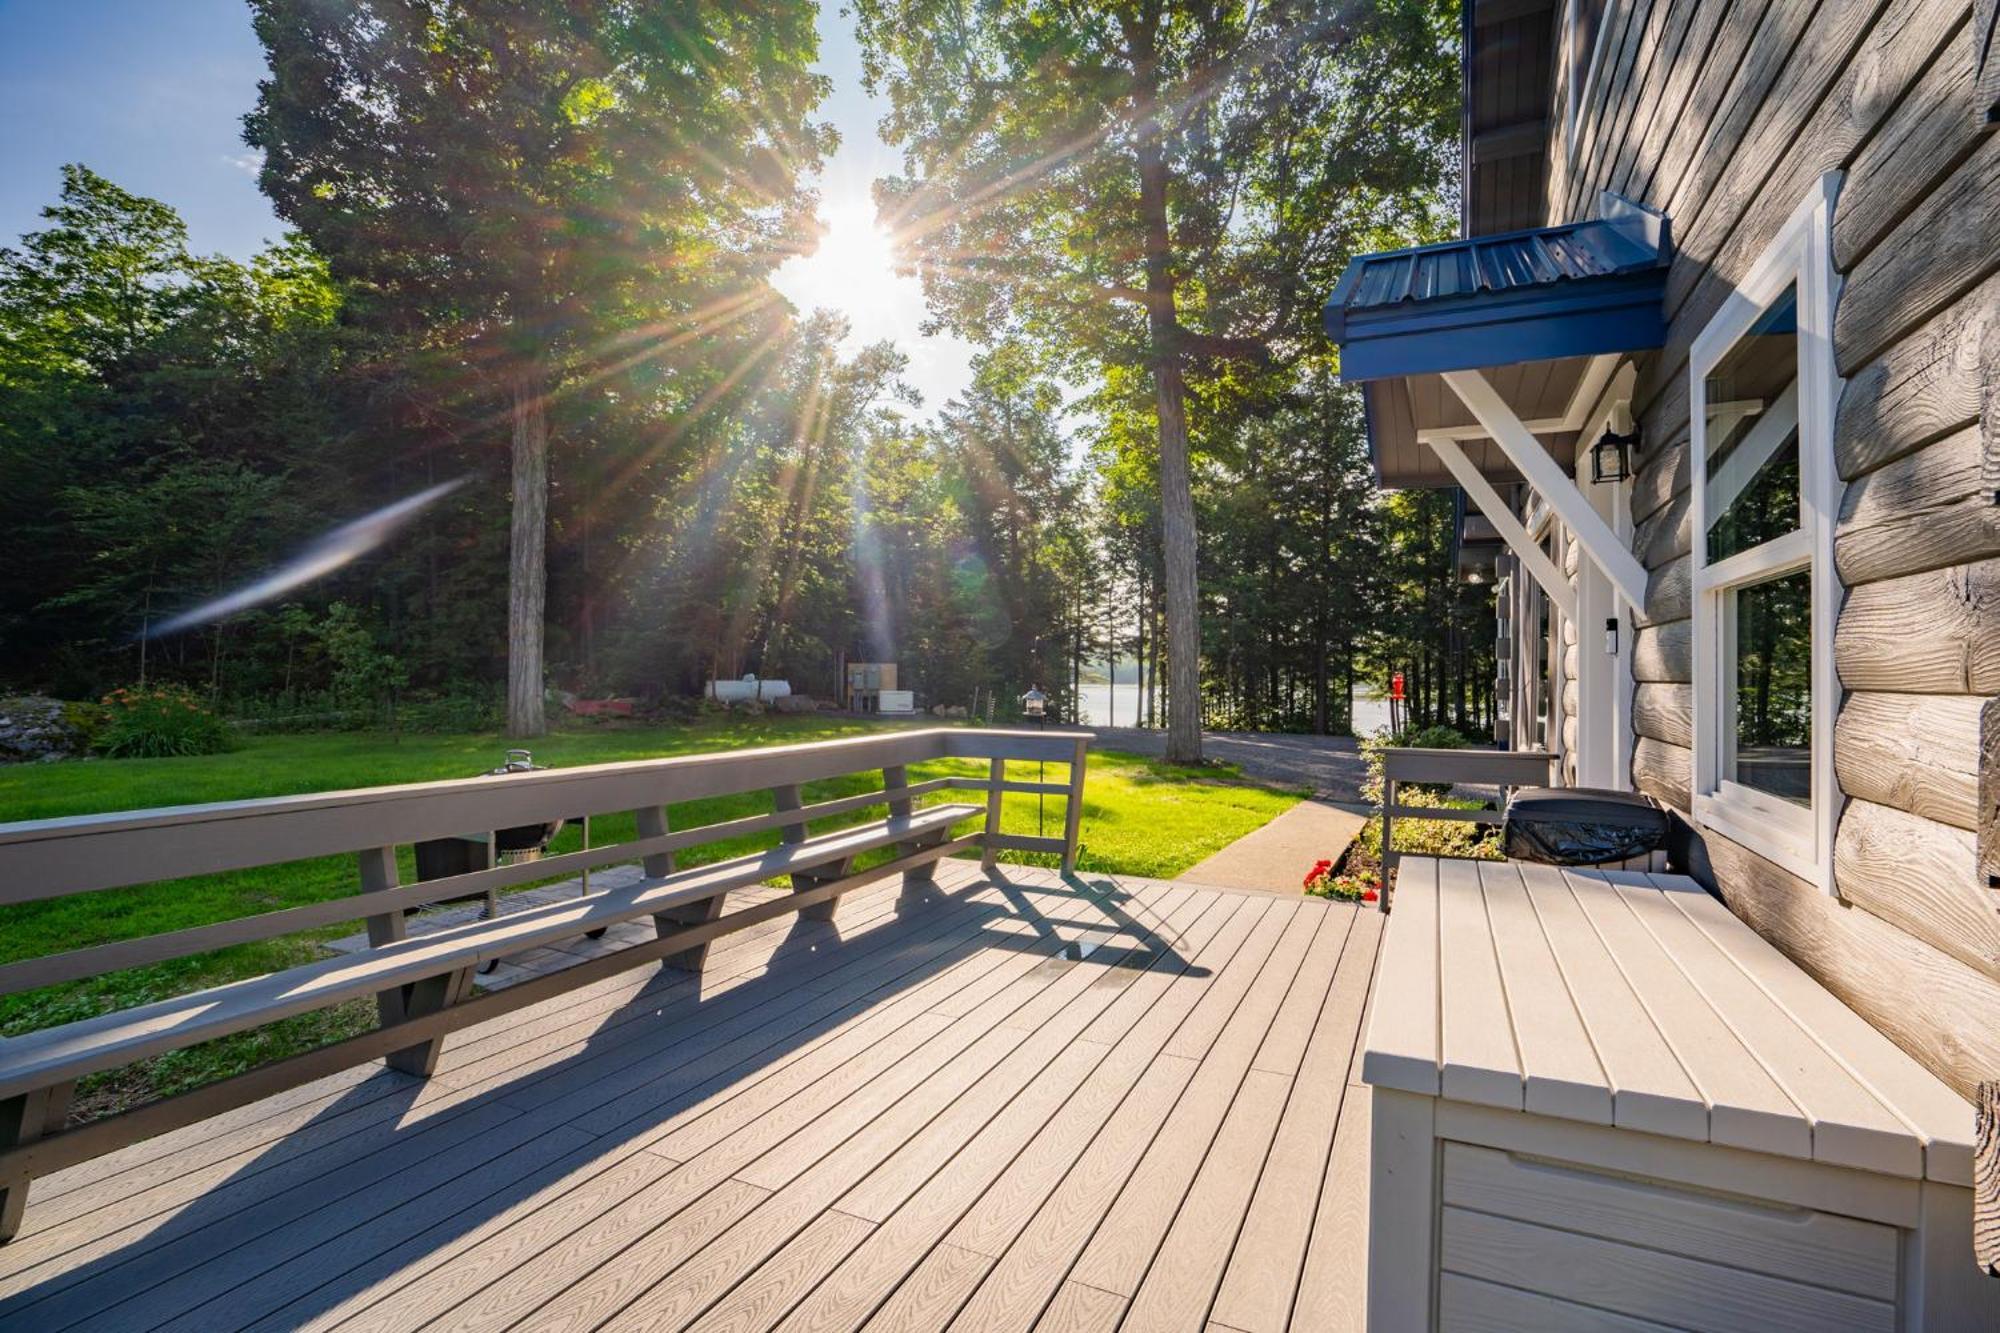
[[1526, 0, 2000, 1097]]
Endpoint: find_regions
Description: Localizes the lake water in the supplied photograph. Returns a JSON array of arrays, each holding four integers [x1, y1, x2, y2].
[[1072, 682, 1393, 736]]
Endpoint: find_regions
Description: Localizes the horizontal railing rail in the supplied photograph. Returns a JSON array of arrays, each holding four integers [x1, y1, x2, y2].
[[1378, 746, 1558, 910]]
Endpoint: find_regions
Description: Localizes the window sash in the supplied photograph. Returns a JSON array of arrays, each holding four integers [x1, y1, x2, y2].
[[1688, 174, 1842, 894]]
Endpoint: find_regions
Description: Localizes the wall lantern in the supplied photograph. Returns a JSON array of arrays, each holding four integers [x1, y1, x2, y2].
[[1591, 428, 1642, 483]]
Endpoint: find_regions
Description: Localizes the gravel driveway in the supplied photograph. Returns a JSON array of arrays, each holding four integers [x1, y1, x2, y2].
[[1087, 728, 1368, 804]]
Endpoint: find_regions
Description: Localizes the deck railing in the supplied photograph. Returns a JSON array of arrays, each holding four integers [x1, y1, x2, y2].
[[0, 727, 1088, 1226], [1378, 746, 1558, 908]]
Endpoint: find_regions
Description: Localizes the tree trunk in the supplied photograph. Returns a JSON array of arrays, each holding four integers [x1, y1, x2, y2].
[[1134, 135, 1202, 762], [507, 361, 550, 737]]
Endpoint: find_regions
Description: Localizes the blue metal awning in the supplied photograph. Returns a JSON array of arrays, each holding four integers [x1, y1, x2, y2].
[[1324, 193, 1672, 383]]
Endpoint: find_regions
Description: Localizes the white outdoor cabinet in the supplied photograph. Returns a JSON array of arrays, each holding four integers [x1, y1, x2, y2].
[[1362, 856, 1997, 1331]]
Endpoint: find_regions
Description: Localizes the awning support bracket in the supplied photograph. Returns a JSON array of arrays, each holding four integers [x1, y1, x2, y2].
[[1439, 368, 1652, 609], [1429, 437, 1576, 621]]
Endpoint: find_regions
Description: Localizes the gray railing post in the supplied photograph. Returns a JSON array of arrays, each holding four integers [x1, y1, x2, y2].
[[1061, 739, 1087, 877], [774, 783, 839, 921], [1381, 766, 1397, 912], [981, 758, 1006, 869], [883, 763, 938, 888], [358, 844, 462, 1075]]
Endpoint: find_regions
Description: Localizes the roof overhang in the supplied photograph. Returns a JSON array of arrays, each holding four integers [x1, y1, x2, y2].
[[1325, 194, 1671, 489]]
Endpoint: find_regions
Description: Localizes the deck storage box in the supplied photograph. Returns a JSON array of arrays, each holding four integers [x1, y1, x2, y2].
[[1361, 856, 1996, 1331]]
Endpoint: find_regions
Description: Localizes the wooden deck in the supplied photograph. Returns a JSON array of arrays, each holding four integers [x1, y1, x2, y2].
[[0, 860, 1381, 1332]]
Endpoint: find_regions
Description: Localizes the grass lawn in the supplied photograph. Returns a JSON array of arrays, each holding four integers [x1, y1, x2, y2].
[[0, 715, 1301, 1119]]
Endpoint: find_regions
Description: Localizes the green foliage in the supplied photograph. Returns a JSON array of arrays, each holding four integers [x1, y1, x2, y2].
[[97, 686, 236, 758]]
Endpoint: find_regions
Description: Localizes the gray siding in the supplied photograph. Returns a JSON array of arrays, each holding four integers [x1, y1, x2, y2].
[[1545, 0, 1999, 1096]]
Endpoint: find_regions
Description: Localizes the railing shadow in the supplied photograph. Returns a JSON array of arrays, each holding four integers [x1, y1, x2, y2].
[[0, 863, 1199, 1330]]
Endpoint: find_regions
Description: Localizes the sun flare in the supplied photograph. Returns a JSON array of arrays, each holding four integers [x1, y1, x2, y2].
[[773, 195, 906, 338]]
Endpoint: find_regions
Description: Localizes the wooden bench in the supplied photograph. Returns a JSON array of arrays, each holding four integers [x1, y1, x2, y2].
[[0, 726, 1090, 1241], [1363, 856, 1995, 1331]]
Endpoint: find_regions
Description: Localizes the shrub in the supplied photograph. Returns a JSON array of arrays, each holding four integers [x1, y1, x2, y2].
[[98, 687, 236, 758], [397, 689, 500, 734]]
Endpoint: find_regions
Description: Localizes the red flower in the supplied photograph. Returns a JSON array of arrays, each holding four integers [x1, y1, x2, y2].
[[1361, 889, 1379, 902]]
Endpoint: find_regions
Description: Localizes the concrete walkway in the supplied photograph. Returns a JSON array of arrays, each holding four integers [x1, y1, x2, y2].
[[1175, 797, 1368, 896]]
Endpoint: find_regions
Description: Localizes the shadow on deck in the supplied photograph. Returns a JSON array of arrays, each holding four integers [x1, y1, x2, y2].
[[0, 861, 1381, 1333]]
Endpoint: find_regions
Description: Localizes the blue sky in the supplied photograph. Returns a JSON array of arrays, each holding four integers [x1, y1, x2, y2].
[[0, 0, 972, 407]]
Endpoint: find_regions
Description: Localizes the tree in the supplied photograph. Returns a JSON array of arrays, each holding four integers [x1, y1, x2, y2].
[[246, 0, 833, 734], [855, 0, 1457, 760]]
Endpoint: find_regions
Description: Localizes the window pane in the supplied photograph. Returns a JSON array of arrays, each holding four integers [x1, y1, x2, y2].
[[1705, 284, 1800, 563], [1728, 568, 1811, 805]]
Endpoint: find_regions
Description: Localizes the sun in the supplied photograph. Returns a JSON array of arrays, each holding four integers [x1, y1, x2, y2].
[[772, 194, 907, 340]]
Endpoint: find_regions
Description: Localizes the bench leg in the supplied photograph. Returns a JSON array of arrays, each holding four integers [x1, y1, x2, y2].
[[654, 894, 726, 973], [0, 1081, 73, 1243], [384, 967, 474, 1077], [791, 856, 852, 923], [898, 830, 947, 890]]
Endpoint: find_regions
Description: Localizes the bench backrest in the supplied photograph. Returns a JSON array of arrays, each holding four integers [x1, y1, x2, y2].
[[0, 727, 1091, 999]]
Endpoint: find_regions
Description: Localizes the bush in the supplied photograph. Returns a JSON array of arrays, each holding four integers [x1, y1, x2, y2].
[[98, 687, 236, 758], [397, 689, 500, 733]]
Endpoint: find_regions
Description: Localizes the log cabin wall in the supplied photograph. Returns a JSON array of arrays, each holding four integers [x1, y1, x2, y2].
[[1534, 0, 2000, 1098]]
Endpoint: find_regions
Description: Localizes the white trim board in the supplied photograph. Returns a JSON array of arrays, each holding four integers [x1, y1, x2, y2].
[[1688, 172, 1844, 894], [1441, 367, 1651, 608], [1431, 436, 1577, 620]]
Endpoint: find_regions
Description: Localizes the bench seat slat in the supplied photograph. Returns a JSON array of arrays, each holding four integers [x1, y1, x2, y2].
[[0, 804, 979, 1100]]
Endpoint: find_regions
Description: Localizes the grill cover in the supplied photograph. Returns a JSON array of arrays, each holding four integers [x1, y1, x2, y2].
[[1502, 786, 1668, 866]]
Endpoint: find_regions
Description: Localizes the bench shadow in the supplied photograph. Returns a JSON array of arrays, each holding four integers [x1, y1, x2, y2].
[[0, 864, 1201, 1330]]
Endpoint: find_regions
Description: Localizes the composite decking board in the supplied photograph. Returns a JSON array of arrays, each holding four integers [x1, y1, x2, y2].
[[855, 1241, 994, 1332], [1034, 1280, 1127, 1333], [1210, 904, 1380, 1333], [1123, 906, 1360, 1329], [1067, 901, 1326, 1298], [21, 875, 918, 1229], [764, 891, 1236, 1332], [1358, 856, 1438, 1095], [1060, 903, 1301, 1296], [1121, 1067, 1292, 1328], [7, 860, 1072, 1320], [1605, 875, 1920, 1177], [1289, 1071, 1372, 1333], [942, 896, 1273, 1333], [1513, 863, 1707, 1141], [527, 882, 1184, 1332], [0, 874, 1019, 1297], [323, 882, 1108, 1333], [0, 869, 1380, 1333], [3, 876, 1064, 1320], [678, 1206, 879, 1333]]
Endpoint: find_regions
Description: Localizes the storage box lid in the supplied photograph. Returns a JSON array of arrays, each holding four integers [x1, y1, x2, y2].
[[1362, 856, 1973, 1184]]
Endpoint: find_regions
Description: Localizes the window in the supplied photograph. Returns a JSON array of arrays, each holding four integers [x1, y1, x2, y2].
[[1690, 175, 1841, 890]]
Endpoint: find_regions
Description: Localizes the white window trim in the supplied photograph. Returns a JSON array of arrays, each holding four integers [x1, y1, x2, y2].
[[1689, 172, 1843, 892], [1563, 0, 1620, 171]]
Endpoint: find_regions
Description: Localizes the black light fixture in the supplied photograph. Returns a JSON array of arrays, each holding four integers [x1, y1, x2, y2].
[[1591, 427, 1641, 483]]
